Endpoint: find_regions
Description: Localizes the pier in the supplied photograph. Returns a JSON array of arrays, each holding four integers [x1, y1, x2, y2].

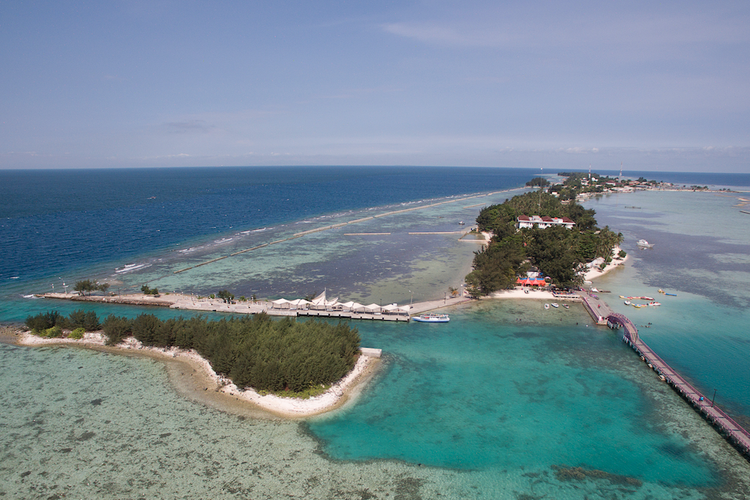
[[41, 292, 472, 323], [579, 292, 611, 325], [598, 306, 750, 459]]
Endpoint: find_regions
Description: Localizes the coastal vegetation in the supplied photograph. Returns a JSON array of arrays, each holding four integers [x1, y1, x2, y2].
[[26, 310, 360, 395], [25, 309, 101, 333], [466, 190, 622, 295], [217, 289, 235, 303], [74, 279, 110, 295], [140, 285, 159, 295], [525, 176, 550, 187]]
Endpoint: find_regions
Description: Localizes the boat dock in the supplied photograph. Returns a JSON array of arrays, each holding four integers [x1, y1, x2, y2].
[[591, 306, 750, 459]]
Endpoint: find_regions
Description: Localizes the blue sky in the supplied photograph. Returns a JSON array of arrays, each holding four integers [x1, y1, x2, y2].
[[1, 1, 748, 172]]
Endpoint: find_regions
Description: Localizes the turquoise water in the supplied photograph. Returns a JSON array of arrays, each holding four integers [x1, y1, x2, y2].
[[3, 174, 750, 498], [588, 191, 750, 421], [309, 302, 719, 485]]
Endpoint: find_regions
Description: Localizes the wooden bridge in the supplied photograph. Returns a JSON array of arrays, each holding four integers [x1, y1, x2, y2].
[[607, 313, 750, 459]]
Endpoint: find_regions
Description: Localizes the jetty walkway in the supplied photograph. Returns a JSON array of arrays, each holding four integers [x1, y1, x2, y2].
[[41, 293, 471, 323], [579, 292, 612, 325], [586, 299, 750, 459]]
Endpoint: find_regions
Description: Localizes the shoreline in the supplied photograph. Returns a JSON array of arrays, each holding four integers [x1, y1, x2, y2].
[[12, 330, 381, 419], [488, 246, 629, 300]]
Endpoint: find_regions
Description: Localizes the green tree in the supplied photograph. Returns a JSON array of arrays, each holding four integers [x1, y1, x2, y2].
[[217, 289, 235, 303], [526, 177, 550, 187], [74, 280, 97, 296]]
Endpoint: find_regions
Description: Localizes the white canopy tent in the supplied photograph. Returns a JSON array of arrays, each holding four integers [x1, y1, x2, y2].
[[271, 298, 291, 309], [288, 299, 310, 310], [310, 291, 327, 310]]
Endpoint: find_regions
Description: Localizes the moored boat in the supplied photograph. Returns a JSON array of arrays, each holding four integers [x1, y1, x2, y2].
[[544, 303, 550, 310], [637, 239, 654, 248], [412, 314, 450, 323], [551, 303, 559, 308]]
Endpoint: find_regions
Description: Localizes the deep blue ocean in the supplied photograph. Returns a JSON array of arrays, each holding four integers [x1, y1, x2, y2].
[[2, 166, 746, 286], [1, 166, 749, 499], [0, 166, 536, 284]]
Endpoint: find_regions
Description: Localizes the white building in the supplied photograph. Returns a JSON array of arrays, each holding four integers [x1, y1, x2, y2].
[[517, 215, 576, 229]]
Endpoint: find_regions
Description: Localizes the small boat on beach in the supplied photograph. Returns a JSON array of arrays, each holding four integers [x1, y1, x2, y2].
[[563, 304, 569, 309], [551, 303, 559, 308], [544, 304, 550, 310], [412, 314, 450, 323]]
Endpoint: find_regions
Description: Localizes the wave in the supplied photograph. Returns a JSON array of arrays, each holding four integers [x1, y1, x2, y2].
[[239, 227, 268, 235], [115, 263, 152, 274]]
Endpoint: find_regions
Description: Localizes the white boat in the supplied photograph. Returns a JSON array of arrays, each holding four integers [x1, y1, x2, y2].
[[637, 239, 654, 248], [624, 300, 631, 306], [544, 303, 550, 310], [551, 303, 559, 308], [412, 314, 450, 323], [563, 304, 570, 309]]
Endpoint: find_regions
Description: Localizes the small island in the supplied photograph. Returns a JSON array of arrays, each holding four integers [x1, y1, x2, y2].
[[19, 309, 377, 417], [466, 183, 624, 295]]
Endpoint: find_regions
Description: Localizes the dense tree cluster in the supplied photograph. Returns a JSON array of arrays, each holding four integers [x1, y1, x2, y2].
[[26, 311, 360, 394], [25, 309, 101, 333], [141, 285, 159, 295], [467, 190, 622, 294]]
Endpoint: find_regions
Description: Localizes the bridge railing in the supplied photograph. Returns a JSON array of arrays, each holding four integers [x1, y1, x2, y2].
[[634, 339, 750, 443]]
